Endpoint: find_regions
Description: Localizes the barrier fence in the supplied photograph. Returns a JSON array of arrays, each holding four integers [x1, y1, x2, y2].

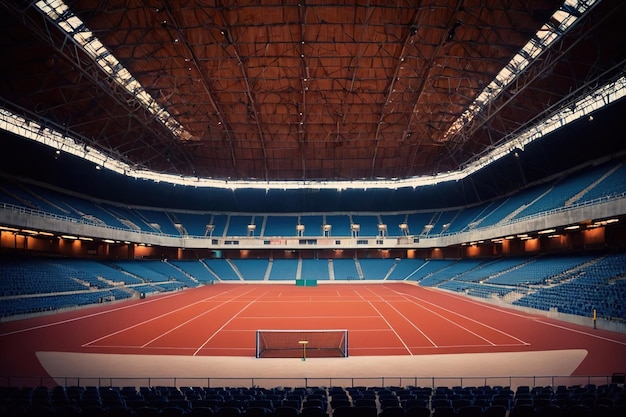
[[1, 374, 623, 390]]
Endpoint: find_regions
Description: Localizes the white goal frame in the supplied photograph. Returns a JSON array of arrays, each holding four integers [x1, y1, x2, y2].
[[255, 329, 348, 358]]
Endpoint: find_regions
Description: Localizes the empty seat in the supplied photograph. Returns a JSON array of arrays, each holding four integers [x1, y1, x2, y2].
[[483, 405, 508, 417], [299, 406, 326, 416], [272, 406, 299, 417], [457, 405, 483, 417], [405, 406, 431, 417], [332, 405, 359, 417], [379, 406, 407, 417], [510, 404, 538, 417], [189, 407, 216, 416], [433, 406, 457, 417], [244, 406, 271, 416], [217, 407, 243, 416]]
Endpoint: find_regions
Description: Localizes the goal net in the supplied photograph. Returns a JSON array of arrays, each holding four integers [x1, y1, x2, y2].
[[255, 329, 348, 358]]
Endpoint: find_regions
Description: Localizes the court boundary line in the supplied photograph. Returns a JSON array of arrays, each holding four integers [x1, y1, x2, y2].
[[410, 285, 626, 346], [389, 288, 499, 347], [0, 291, 184, 337], [394, 286, 531, 346], [82, 286, 532, 353], [358, 287, 438, 349], [82, 287, 258, 347], [533, 319, 626, 346], [193, 290, 270, 356], [354, 291, 415, 354]]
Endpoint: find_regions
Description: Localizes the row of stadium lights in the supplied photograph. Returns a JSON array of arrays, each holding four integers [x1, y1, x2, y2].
[[464, 218, 619, 246], [2, 218, 619, 248], [0, 226, 150, 246]]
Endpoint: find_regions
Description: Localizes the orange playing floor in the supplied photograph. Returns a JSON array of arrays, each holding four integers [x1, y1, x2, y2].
[[1, 283, 625, 386]]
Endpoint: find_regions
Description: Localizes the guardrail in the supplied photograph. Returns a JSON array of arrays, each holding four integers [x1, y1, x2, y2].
[[1, 374, 622, 390], [1, 191, 625, 243]]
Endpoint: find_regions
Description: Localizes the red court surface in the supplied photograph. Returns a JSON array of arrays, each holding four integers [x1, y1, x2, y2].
[[1, 283, 625, 387]]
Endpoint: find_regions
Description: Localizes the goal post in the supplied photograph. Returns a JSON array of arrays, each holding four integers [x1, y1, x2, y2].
[[255, 329, 348, 358]]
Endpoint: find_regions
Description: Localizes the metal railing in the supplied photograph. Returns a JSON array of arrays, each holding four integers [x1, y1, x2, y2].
[[1, 191, 625, 242], [1, 374, 621, 390]]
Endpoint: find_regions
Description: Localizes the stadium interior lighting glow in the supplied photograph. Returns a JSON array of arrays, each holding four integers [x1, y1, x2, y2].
[[564, 225, 581, 230], [538, 229, 557, 235], [444, 0, 598, 141], [0, 0, 618, 191], [593, 218, 619, 226], [33, 0, 193, 142]]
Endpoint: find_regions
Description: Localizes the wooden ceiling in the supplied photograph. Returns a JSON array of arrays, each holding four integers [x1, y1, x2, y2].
[[1, 0, 624, 182]]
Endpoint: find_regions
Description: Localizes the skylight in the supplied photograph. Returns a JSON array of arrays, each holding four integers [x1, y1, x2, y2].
[[443, 0, 598, 140], [35, 0, 193, 141], [1, 0, 620, 191], [2, 74, 623, 190]]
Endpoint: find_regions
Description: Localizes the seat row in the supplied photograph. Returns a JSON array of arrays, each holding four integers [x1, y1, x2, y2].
[[1, 384, 625, 417]]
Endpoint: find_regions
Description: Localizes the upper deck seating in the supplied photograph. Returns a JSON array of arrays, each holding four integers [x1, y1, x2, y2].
[[512, 163, 614, 220], [264, 215, 299, 237], [351, 215, 381, 237], [132, 209, 181, 235], [226, 215, 256, 237], [298, 215, 325, 237]]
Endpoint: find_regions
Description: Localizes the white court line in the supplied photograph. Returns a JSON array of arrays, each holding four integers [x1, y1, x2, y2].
[[416, 286, 539, 320], [192, 291, 270, 356], [253, 299, 369, 303], [394, 290, 499, 347], [83, 344, 253, 352], [216, 328, 394, 333], [394, 287, 530, 346], [355, 289, 417, 354], [533, 319, 626, 346], [235, 315, 382, 320], [82, 287, 258, 347], [139, 295, 255, 348], [0, 291, 184, 337], [0, 285, 260, 338], [414, 286, 626, 346], [361, 287, 438, 349]]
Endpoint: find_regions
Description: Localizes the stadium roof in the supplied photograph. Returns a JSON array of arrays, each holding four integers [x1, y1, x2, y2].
[[1, 0, 625, 193]]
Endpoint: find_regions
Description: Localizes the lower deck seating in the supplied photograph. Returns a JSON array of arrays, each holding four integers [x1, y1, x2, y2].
[[1, 254, 625, 321], [0, 383, 624, 416]]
